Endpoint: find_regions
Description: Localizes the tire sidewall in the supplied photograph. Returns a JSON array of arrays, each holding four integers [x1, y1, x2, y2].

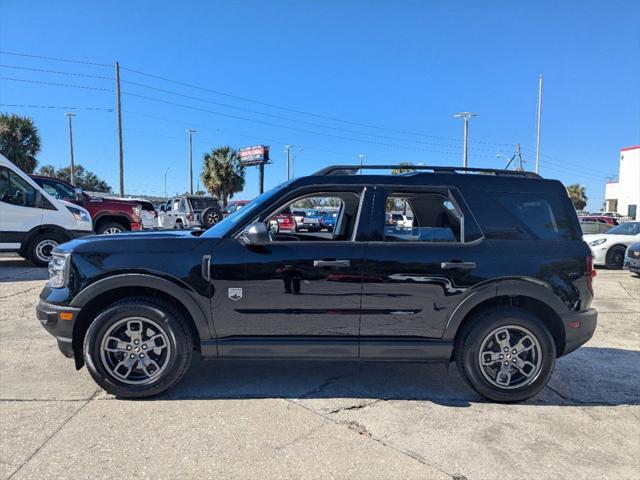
[[96, 222, 125, 235], [606, 246, 625, 270], [458, 308, 556, 403], [83, 301, 190, 398]]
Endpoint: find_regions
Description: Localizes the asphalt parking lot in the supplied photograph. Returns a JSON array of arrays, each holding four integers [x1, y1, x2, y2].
[[0, 255, 638, 480]]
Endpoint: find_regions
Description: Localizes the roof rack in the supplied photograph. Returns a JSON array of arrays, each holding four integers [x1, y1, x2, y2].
[[312, 165, 541, 179]]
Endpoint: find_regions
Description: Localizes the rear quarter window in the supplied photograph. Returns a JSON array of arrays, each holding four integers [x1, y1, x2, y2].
[[494, 193, 579, 240]]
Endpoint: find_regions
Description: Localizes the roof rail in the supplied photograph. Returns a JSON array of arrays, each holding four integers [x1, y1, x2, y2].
[[312, 164, 542, 179]]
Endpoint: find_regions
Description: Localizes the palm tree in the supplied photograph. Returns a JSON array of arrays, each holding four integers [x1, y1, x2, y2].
[[0, 113, 41, 173], [566, 184, 588, 211], [201, 146, 245, 207]]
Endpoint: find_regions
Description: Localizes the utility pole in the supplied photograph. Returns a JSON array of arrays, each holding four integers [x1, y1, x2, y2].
[[516, 143, 525, 171], [164, 167, 170, 199], [358, 154, 366, 173], [115, 61, 125, 197], [64, 113, 76, 185], [187, 129, 196, 194], [535, 74, 544, 174], [285, 145, 291, 180], [453, 112, 477, 168]]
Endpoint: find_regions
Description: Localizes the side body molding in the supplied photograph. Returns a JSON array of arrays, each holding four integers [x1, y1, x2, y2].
[[70, 273, 214, 340], [442, 277, 569, 341]]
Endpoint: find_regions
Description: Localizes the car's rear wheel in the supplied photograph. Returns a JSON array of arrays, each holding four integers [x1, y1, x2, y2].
[[83, 298, 193, 398], [96, 221, 126, 235], [605, 245, 626, 269], [201, 207, 220, 228], [455, 307, 556, 403], [27, 231, 66, 267]]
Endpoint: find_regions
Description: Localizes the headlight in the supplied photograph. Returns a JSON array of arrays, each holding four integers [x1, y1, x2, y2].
[[588, 238, 607, 247], [66, 205, 90, 223], [48, 252, 71, 288]]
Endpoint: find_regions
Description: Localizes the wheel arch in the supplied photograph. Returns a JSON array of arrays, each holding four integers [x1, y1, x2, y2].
[[93, 214, 132, 231], [19, 224, 73, 256], [444, 278, 569, 357], [70, 274, 213, 369]]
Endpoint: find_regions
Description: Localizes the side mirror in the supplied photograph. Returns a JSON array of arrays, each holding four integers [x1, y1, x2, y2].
[[238, 222, 271, 246]]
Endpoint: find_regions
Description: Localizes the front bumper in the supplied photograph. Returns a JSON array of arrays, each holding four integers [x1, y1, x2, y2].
[[589, 246, 608, 266], [560, 308, 597, 356], [36, 299, 81, 358], [623, 256, 640, 273]]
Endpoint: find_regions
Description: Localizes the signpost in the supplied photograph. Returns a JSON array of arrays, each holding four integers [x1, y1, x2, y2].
[[239, 145, 270, 194]]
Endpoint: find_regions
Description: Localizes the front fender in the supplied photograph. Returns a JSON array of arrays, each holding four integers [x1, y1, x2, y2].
[[70, 273, 213, 339]]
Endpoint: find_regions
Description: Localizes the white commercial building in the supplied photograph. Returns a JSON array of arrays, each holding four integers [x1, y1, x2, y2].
[[604, 146, 639, 220]]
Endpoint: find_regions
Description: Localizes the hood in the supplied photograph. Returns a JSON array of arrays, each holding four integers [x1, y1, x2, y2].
[[55, 229, 220, 255]]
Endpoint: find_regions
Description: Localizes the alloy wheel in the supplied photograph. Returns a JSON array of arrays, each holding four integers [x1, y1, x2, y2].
[[103, 226, 123, 234], [478, 325, 543, 390], [99, 317, 172, 385]]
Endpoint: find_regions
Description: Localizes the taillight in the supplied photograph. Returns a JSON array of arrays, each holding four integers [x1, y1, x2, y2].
[[586, 256, 596, 296]]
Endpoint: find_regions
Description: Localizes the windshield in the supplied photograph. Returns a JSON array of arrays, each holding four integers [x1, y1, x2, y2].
[[203, 186, 284, 237], [606, 222, 640, 236]]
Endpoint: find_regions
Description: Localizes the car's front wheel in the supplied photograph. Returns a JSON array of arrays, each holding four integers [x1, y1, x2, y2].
[[455, 307, 556, 403], [83, 298, 193, 398], [605, 245, 626, 269], [27, 231, 66, 267]]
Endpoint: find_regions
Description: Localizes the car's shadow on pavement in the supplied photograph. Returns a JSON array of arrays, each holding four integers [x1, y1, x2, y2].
[[156, 346, 640, 407], [0, 258, 48, 282]]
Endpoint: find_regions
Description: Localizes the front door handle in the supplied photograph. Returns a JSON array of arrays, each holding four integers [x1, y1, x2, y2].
[[441, 261, 476, 270], [313, 259, 351, 268]]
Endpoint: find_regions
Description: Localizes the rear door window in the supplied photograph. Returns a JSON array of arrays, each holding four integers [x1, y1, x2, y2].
[[496, 193, 578, 240]]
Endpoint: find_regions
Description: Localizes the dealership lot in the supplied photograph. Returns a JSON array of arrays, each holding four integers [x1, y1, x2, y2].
[[0, 255, 638, 479]]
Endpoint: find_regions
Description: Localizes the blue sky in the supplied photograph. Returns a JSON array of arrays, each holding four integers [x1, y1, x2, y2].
[[1, 0, 638, 210]]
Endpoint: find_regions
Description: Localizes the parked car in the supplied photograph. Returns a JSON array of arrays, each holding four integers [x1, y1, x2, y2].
[[37, 164, 597, 403], [222, 200, 249, 217], [126, 199, 158, 229], [320, 211, 338, 232], [584, 222, 640, 269], [268, 208, 296, 233], [30, 175, 144, 234], [623, 243, 640, 275], [580, 221, 612, 235], [0, 155, 92, 266], [600, 212, 623, 219], [578, 215, 618, 226], [158, 195, 222, 229], [297, 209, 322, 232]]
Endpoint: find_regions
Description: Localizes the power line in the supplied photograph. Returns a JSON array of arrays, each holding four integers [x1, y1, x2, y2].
[[0, 76, 113, 92], [0, 103, 114, 112], [0, 64, 114, 80], [0, 50, 111, 67]]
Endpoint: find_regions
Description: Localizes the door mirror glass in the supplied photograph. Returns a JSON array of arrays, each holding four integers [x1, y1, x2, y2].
[[238, 222, 271, 246]]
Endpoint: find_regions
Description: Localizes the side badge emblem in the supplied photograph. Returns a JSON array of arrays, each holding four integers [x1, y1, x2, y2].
[[228, 288, 243, 301]]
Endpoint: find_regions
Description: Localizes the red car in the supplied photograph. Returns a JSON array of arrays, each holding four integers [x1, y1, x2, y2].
[[579, 215, 619, 226], [30, 175, 144, 234], [269, 208, 296, 233]]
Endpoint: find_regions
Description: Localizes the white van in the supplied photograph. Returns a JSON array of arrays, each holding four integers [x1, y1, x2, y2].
[[0, 155, 93, 266]]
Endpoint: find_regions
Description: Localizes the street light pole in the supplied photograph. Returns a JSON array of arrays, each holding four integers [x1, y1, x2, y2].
[[358, 154, 366, 173], [535, 74, 543, 174], [187, 129, 196, 195], [64, 113, 76, 186], [164, 167, 170, 200], [285, 145, 291, 180], [453, 112, 477, 168]]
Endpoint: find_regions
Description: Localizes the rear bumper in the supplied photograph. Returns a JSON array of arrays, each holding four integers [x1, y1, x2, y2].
[[36, 299, 80, 358], [560, 308, 597, 356]]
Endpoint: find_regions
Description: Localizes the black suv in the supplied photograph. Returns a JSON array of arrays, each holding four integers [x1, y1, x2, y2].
[[37, 165, 597, 402]]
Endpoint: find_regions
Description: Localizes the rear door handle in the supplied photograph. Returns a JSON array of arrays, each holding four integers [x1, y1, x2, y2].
[[313, 259, 351, 268], [441, 261, 476, 270], [201, 255, 211, 281]]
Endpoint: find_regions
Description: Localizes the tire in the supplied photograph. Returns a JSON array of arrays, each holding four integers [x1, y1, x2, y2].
[[605, 245, 626, 270], [83, 298, 193, 398], [96, 221, 127, 235], [200, 207, 220, 228], [27, 231, 66, 267], [455, 307, 556, 403]]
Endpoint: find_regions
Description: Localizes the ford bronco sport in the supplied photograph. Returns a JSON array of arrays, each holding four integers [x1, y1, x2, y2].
[[36, 165, 597, 402]]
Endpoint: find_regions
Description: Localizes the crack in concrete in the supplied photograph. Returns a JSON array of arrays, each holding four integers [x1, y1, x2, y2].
[[327, 399, 382, 414], [6, 388, 101, 480], [299, 372, 354, 398], [284, 398, 462, 479], [0, 285, 42, 300]]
